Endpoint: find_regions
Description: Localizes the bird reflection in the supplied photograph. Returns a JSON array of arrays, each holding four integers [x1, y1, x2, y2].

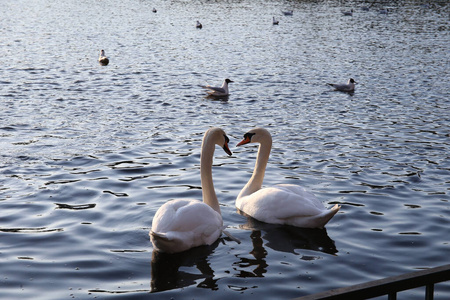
[[242, 212, 338, 255], [234, 212, 338, 278], [205, 94, 230, 101], [234, 230, 268, 278], [150, 240, 219, 293]]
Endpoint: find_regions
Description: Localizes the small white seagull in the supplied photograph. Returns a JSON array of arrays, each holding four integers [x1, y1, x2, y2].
[[98, 50, 109, 66], [196, 21, 203, 29], [202, 79, 233, 97], [327, 78, 357, 92], [272, 16, 279, 25]]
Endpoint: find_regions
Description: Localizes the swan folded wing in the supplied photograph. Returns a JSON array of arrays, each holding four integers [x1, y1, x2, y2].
[[151, 199, 223, 252], [238, 186, 328, 223], [152, 199, 222, 232], [274, 184, 325, 209]]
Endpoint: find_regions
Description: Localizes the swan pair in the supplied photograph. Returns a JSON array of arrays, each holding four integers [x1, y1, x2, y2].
[[151, 128, 340, 253]]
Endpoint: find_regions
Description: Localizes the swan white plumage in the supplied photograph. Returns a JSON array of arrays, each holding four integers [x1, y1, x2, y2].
[[150, 128, 232, 253], [98, 50, 109, 66], [236, 128, 340, 228]]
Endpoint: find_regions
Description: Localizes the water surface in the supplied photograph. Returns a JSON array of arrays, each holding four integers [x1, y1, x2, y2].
[[1, 0, 449, 299]]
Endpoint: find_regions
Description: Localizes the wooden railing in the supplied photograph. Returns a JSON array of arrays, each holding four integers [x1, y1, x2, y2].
[[293, 264, 450, 300]]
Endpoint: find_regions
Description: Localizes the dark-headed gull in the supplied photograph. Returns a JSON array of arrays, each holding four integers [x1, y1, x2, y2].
[[202, 79, 234, 97], [272, 16, 279, 25], [327, 78, 357, 92], [342, 9, 354, 16], [98, 50, 109, 66]]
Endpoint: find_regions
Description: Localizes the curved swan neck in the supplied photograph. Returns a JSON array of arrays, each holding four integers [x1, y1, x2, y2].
[[200, 135, 221, 214], [239, 132, 272, 198]]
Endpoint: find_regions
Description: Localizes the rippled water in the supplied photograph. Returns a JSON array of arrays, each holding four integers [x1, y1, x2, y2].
[[1, 0, 449, 299]]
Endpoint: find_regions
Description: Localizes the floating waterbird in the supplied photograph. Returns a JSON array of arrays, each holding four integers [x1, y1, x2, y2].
[[236, 128, 340, 228], [152, 8, 157, 13], [282, 10, 293, 16], [342, 9, 354, 16], [327, 78, 357, 92], [98, 50, 109, 66], [272, 16, 279, 25], [150, 128, 233, 253], [196, 21, 202, 29], [202, 78, 233, 97]]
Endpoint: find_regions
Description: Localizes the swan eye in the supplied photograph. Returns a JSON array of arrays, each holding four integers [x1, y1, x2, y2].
[[243, 132, 255, 141]]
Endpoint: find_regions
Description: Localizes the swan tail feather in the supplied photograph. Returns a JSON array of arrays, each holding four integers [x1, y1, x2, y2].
[[150, 230, 169, 240], [330, 204, 340, 214], [150, 231, 184, 253], [222, 229, 241, 244], [319, 204, 340, 228]]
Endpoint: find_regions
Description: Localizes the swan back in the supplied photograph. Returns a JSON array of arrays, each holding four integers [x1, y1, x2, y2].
[[151, 199, 222, 253]]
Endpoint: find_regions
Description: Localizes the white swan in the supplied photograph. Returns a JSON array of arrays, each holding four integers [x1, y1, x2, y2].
[[98, 50, 109, 66], [150, 128, 232, 253], [202, 78, 233, 97], [327, 78, 356, 92], [236, 128, 340, 228]]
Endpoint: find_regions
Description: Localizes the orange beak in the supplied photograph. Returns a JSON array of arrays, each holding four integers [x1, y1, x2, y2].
[[237, 136, 251, 147]]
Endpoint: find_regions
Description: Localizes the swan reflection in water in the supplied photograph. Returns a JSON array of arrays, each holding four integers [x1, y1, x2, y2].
[[151, 214, 337, 292], [234, 212, 338, 278], [150, 240, 220, 292]]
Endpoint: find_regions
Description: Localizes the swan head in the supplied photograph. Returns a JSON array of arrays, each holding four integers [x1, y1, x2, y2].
[[204, 127, 232, 156], [237, 128, 271, 146]]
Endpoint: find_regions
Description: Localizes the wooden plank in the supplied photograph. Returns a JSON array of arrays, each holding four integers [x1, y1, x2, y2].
[[293, 264, 450, 300]]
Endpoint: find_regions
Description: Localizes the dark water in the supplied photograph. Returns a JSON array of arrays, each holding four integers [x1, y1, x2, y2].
[[1, 0, 449, 299]]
